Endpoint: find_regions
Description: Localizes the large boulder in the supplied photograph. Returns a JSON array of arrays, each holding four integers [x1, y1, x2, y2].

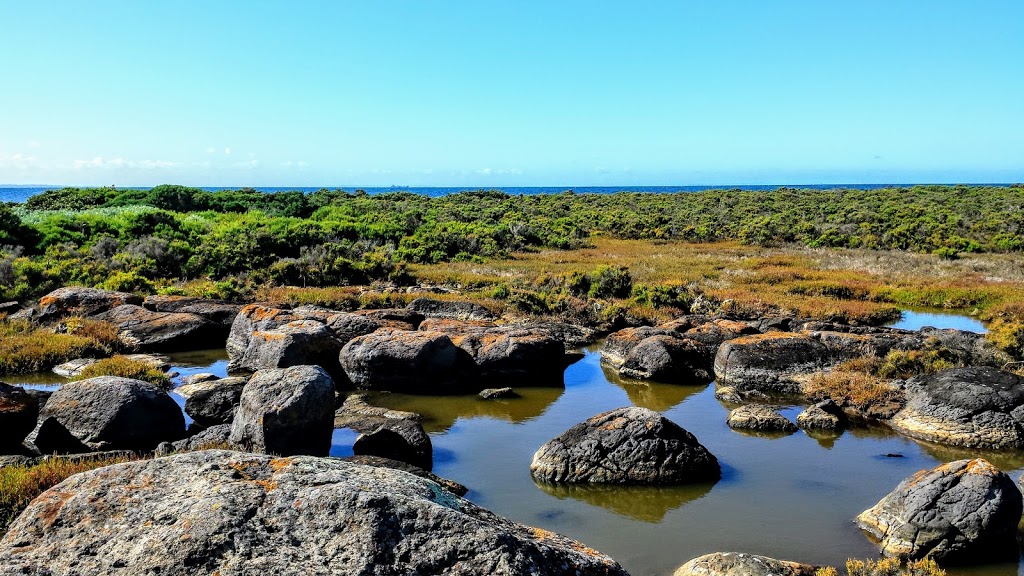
[[0, 450, 628, 576], [0, 382, 39, 453], [182, 377, 247, 427], [726, 404, 797, 433], [25, 377, 184, 453], [713, 332, 831, 393], [601, 326, 678, 367], [142, 295, 242, 330], [674, 552, 818, 576], [37, 287, 141, 321], [229, 365, 335, 457], [407, 297, 497, 322], [682, 319, 760, 348], [340, 329, 477, 394], [96, 304, 222, 351], [443, 324, 568, 383], [530, 406, 720, 484], [889, 367, 1024, 450], [856, 458, 1022, 562], [619, 334, 714, 383]]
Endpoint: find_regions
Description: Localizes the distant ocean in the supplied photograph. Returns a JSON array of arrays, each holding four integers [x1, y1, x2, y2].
[[0, 183, 1007, 205]]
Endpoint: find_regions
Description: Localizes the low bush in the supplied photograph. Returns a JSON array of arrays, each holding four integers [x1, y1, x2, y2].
[[804, 369, 904, 412], [72, 356, 171, 388], [816, 557, 945, 576], [0, 318, 119, 374]]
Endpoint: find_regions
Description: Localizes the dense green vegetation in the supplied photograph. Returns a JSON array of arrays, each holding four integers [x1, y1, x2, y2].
[[1, 184, 1023, 302]]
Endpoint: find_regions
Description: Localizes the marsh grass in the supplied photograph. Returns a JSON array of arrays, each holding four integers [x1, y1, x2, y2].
[[0, 317, 119, 375], [815, 558, 945, 576], [72, 355, 171, 388]]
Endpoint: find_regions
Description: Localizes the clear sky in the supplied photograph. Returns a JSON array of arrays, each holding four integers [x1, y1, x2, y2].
[[1, 1, 1022, 187]]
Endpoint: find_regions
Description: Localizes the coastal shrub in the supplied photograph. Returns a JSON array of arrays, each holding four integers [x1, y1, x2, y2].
[[587, 265, 632, 299], [803, 369, 904, 413], [815, 557, 945, 576], [876, 348, 957, 379], [0, 318, 119, 374], [72, 355, 171, 388]]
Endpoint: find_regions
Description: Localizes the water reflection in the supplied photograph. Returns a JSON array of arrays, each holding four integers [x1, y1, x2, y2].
[[362, 387, 566, 433], [602, 363, 710, 412], [886, 309, 988, 334], [534, 479, 716, 523], [912, 439, 1024, 472]]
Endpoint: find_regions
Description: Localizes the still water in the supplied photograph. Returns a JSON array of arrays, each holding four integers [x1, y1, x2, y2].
[[8, 311, 1022, 576]]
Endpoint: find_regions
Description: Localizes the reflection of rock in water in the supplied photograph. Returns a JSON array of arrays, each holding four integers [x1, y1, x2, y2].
[[601, 363, 708, 412], [912, 438, 1024, 472], [360, 387, 565, 433], [533, 479, 715, 523], [803, 427, 842, 449]]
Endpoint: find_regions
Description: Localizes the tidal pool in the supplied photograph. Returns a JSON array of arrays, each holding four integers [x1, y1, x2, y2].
[[886, 309, 988, 333], [9, 338, 1024, 575]]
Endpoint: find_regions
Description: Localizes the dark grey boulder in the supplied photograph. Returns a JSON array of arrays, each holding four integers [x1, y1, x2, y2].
[[889, 367, 1024, 449], [37, 287, 141, 321], [601, 326, 679, 367], [531, 406, 720, 484], [447, 325, 567, 383], [726, 404, 797, 433], [160, 423, 233, 454], [0, 382, 38, 453], [682, 319, 760, 348], [340, 329, 477, 393], [0, 450, 628, 576], [25, 377, 184, 453], [407, 297, 497, 322], [142, 295, 241, 330], [352, 419, 433, 470], [714, 332, 831, 393], [480, 387, 519, 399], [796, 399, 847, 431], [228, 365, 335, 457], [619, 334, 714, 383], [674, 552, 818, 576], [856, 458, 1022, 562], [182, 377, 247, 426], [96, 304, 222, 351]]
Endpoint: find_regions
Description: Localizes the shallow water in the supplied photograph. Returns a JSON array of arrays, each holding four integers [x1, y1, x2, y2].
[[8, 340, 1024, 575], [886, 309, 988, 333]]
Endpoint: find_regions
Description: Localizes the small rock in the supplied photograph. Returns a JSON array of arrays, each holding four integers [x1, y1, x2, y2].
[[51, 358, 99, 377], [796, 399, 847, 431], [726, 404, 797, 433], [178, 372, 220, 387], [480, 387, 518, 399], [714, 386, 743, 404], [674, 552, 818, 576]]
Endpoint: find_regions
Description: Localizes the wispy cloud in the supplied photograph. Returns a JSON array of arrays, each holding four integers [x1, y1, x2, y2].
[[71, 157, 177, 170], [475, 167, 523, 176]]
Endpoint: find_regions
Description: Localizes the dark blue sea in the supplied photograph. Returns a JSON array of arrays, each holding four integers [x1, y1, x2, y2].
[[0, 183, 1007, 205]]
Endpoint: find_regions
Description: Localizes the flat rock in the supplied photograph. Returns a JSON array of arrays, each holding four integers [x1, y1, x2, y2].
[[0, 450, 628, 576], [531, 406, 720, 484], [682, 319, 760, 348], [96, 304, 222, 351], [726, 404, 797, 433], [52, 357, 98, 377], [334, 393, 421, 425], [229, 365, 335, 457], [889, 367, 1024, 449], [674, 552, 818, 576], [480, 387, 519, 399], [714, 332, 831, 393], [37, 287, 141, 321], [407, 297, 498, 322], [856, 458, 1022, 562], [178, 372, 220, 387]]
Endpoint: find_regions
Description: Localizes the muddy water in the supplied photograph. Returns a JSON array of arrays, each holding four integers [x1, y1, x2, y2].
[[8, 314, 1024, 576]]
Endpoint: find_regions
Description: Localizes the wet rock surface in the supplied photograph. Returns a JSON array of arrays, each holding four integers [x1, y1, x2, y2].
[[531, 406, 720, 484], [889, 367, 1024, 449], [856, 458, 1023, 562], [0, 450, 628, 576]]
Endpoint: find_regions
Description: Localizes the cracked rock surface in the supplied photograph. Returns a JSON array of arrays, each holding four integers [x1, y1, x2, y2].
[[0, 450, 628, 576], [530, 407, 719, 484], [855, 458, 1022, 563]]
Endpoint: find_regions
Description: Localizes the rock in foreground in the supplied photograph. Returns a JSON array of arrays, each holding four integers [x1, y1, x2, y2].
[[0, 450, 628, 576], [674, 552, 818, 576], [856, 458, 1022, 563], [531, 407, 719, 484]]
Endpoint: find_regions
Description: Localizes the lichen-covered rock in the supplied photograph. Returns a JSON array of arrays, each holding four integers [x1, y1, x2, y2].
[[96, 304, 222, 351], [340, 454, 468, 496], [619, 334, 714, 383], [142, 295, 242, 329], [447, 325, 567, 383], [182, 377, 247, 426], [340, 329, 477, 393], [601, 327, 679, 367], [713, 332, 831, 393], [682, 319, 760, 348], [228, 365, 335, 457], [352, 307, 425, 330], [0, 450, 628, 576], [673, 552, 818, 576], [889, 367, 1024, 450], [796, 399, 847, 431], [714, 386, 744, 404], [856, 458, 1022, 562], [0, 382, 38, 453], [407, 297, 497, 322], [25, 377, 184, 453], [37, 287, 141, 321], [726, 404, 796, 433], [531, 407, 720, 484]]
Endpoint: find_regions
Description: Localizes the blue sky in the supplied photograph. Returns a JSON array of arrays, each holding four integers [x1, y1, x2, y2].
[[1, 1, 1021, 187]]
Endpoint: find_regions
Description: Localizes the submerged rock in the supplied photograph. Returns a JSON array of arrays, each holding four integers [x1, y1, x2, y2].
[[726, 404, 797, 433], [228, 365, 335, 457], [0, 450, 628, 576], [889, 367, 1024, 450], [856, 458, 1022, 562], [674, 552, 818, 576], [531, 406, 720, 484]]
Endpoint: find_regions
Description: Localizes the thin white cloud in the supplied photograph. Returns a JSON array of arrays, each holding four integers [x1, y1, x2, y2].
[[475, 167, 523, 176], [71, 157, 178, 170], [224, 147, 232, 155], [206, 147, 216, 154]]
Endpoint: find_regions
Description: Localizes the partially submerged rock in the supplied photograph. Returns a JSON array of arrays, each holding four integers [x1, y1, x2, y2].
[[726, 404, 797, 433], [340, 329, 476, 393], [619, 334, 714, 383], [25, 376, 184, 453], [856, 458, 1022, 562], [714, 332, 831, 393], [601, 326, 678, 367], [480, 387, 518, 399], [228, 365, 335, 456], [351, 419, 433, 470], [37, 287, 141, 321], [674, 552, 818, 576], [182, 377, 247, 426], [796, 399, 847, 431], [531, 406, 720, 484], [889, 367, 1024, 450], [0, 450, 628, 575]]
